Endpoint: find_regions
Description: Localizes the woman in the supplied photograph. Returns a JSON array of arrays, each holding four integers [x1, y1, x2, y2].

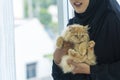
[[52, 0, 120, 80]]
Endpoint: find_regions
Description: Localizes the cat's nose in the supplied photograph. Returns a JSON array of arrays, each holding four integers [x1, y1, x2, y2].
[[81, 35, 84, 37], [75, 35, 78, 38]]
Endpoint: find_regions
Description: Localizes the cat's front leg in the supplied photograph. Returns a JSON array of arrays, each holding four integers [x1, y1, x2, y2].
[[56, 36, 64, 48]]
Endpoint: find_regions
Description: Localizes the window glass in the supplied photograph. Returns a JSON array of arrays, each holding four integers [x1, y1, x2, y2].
[[26, 63, 37, 79]]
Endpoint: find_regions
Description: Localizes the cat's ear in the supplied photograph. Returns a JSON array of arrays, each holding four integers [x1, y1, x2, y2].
[[67, 25, 72, 28], [68, 25, 73, 32], [84, 25, 89, 31]]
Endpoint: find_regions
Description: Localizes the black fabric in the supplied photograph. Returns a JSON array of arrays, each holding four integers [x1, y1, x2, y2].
[[109, 0, 120, 20], [52, 0, 120, 80], [73, 0, 108, 25]]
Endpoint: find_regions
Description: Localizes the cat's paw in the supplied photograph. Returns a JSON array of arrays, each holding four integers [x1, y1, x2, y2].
[[88, 41, 95, 47], [68, 49, 75, 55], [56, 36, 64, 48], [68, 49, 79, 57]]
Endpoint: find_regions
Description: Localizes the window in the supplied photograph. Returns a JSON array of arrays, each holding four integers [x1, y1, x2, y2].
[[26, 63, 37, 79]]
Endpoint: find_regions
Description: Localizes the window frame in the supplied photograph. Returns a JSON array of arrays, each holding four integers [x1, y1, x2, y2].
[[57, 0, 68, 30], [0, 0, 16, 80]]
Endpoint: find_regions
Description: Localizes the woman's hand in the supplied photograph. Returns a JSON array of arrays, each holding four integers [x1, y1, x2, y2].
[[68, 60, 90, 74], [53, 41, 73, 64]]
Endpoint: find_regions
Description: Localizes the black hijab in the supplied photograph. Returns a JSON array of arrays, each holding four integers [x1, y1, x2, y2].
[[74, 0, 107, 25], [68, 0, 120, 64], [72, 0, 120, 25]]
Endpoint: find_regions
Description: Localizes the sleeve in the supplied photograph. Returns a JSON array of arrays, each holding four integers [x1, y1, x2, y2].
[[52, 61, 88, 80], [90, 14, 120, 80], [90, 61, 120, 80], [52, 61, 72, 80]]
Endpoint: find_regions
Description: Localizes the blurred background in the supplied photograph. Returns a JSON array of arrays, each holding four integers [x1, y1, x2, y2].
[[13, 0, 58, 80]]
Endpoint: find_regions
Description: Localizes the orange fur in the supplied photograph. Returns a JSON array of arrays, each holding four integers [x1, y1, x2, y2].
[[56, 24, 96, 73]]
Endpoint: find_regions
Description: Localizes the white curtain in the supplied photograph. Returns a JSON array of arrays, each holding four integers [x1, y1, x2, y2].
[[0, 0, 16, 80]]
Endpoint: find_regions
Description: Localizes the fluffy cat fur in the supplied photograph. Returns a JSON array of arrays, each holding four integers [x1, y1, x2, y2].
[[56, 24, 96, 73]]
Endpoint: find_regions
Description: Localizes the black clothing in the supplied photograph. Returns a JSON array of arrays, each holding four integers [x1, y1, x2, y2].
[[52, 0, 120, 80]]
